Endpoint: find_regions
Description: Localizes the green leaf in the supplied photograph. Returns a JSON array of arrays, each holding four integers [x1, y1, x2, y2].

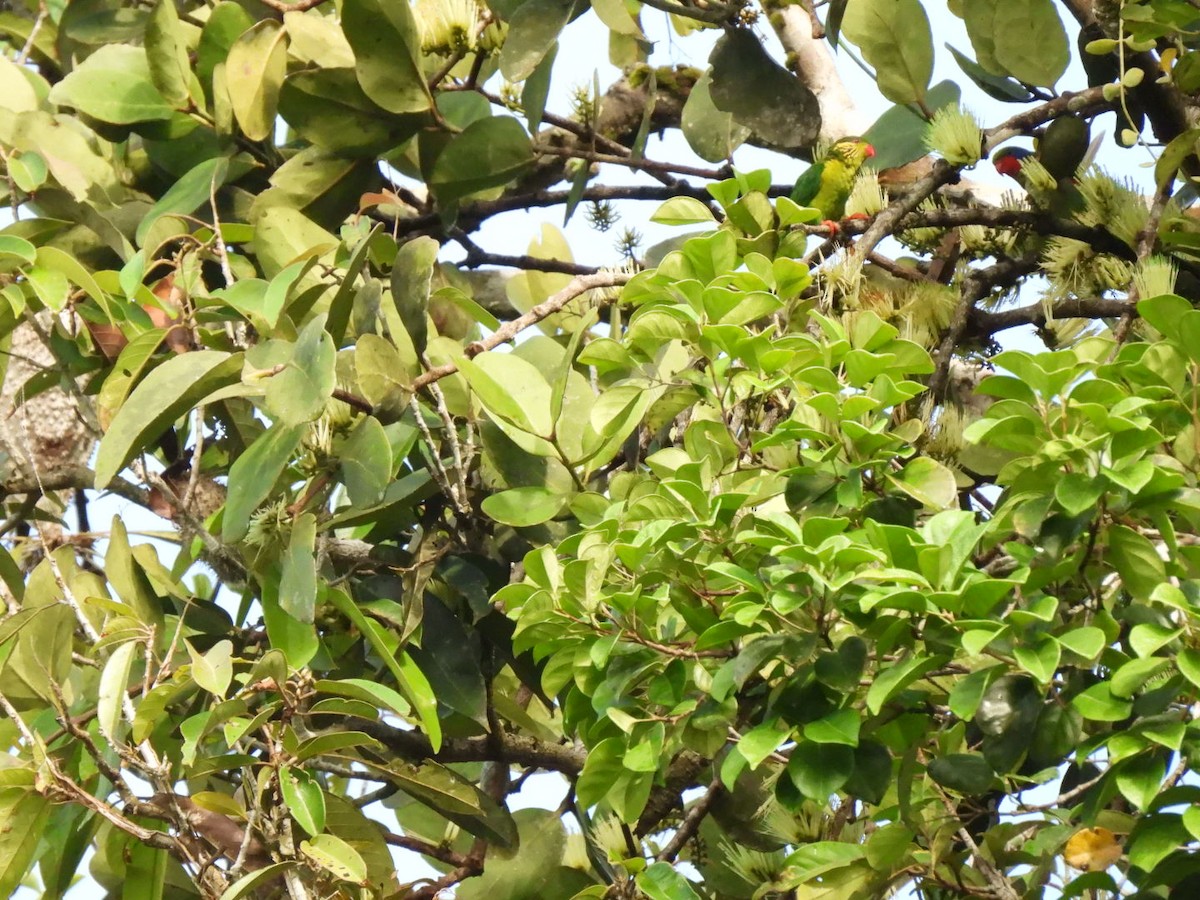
[[196, 2, 255, 87], [145, 0, 193, 108], [0, 236, 35, 269], [709, 30, 820, 151], [429, 116, 534, 205], [6, 151, 47, 193], [222, 423, 306, 542], [786, 741, 855, 800], [279, 513, 317, 623], [1072, 682, 1133, 722], [0, 790, 51, 900], [927, 754, 995, 794], [842, 0, 933, 104], [217, 863, 297, 900], [406, 595, 487, 726], [105, 514, 163, 628], [35, 246, 111, 317], [279, 68, 427, 158], [339, 417, 392, 507], [300, 833, 367, 885], [225, 20, 287, 141], [341, 0, 431, 114], [314, 678, 410, 718], [1128, 813, 1186, 874], [324, 590, 443, 752], [481, 486, 569, 527], [521, 43, 556, 132], [458, 351, 555, 437], [187, 639, 233, 697], [963, 0, 1069, 87], [865, 81, 961, 170], [1013, 638, 1060, 684], [262, 577, 319, 669], [651, 197, 716, 226], [390, 236, 439, 356], [48, 44, 173, 123], [355, 333, 415, 412], [866, 654, 941, 714], [136, 156, 231, 248], [97, 639, 139, 742], [803, 709, 861, 746], [946, 43, 1035, 103], [681, 70, 750, 163], [1054, 626, 1107, 661], [638, 862, 703, 900], [326, 223, 381, 345], [94, 351, 243, 488], [280, 767, 326, 836], [499, 0, 573, 82], [889, 457, 957, 509], [264, 314, 336, 425], [1107, 524, 1167, 602]]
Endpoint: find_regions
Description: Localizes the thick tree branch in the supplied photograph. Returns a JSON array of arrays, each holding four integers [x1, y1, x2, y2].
[[358, 720, 587, 773], [967, 296, 1131, 337], [929, 253, 1041, 401]]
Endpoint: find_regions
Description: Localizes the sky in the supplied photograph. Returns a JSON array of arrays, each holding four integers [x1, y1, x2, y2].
[[12, 0, 1166, 896]]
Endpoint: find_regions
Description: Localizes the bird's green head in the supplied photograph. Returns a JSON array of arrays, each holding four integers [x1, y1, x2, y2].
[[827, 138, 876, 172]]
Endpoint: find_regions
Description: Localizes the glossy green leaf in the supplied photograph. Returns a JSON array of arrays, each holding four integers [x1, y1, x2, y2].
[[300, 833, 367, 885], [279, 513, 317, 623], [279, 68, 427, 157], [97, 639, 139, 742], [187, 639, 233, 697], [499, 0, 573, 82], [927, 754, 995, 794], [390, 236, 439, 355], [709, 30, 820, 150], [339, 416, 392, 507], [842, 0, 933, 104], [638, 862, 703, 900], [95, 351, 243, 488], [264, 314, 336, 425], [48, 44, 173, 123], [681, 70, 751, 162], [145, 0, 193, 107], [786, 741, 855, 800], [428, 116, 534, 205], [963, 0, 1069, 86], [481, 486, 569, 526], [341, 0, 431, 114], [222, 423, 306, 542], [225, 20, 287, 141], [280, 767, 326, 836], [136, 156, 230, 247]]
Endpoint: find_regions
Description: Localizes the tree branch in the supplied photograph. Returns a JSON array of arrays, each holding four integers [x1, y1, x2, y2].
[[412, 272, 630, 392]]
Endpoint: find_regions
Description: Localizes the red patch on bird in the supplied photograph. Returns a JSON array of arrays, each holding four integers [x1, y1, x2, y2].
[[994, 155, 1023, 178], [865, 145, 876, 158]]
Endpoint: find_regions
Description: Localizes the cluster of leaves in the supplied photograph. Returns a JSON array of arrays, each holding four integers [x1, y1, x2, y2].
[[2, 0, 1200, 897]]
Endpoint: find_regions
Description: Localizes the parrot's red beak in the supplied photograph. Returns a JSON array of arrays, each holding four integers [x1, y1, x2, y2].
[[865, 144, 876, 158]]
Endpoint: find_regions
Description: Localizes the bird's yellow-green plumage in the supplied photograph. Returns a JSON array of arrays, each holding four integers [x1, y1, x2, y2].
[[790, 138, 876, 221]]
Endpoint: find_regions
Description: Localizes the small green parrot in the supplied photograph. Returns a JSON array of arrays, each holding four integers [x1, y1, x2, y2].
[[993, 115, 1093, 218], [790, 137, 876, 229]]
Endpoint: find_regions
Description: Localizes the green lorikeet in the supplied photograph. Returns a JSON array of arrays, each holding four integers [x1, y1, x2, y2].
[[790, 138, 876, 231], [993, 115, 1093, 219]]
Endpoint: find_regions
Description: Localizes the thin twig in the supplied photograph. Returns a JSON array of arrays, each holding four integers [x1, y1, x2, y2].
[[412, 272, 629, 392]]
